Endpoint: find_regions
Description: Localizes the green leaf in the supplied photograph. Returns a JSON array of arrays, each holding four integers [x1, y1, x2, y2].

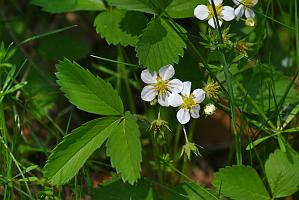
[[265, 149, 299, 198], [93, 177, 158, 199], [31, 0, 105, 13], [246, 135, 273, 150], [213, 166, 270, 200], [106, 111, 142, 184], [167, 182, 219, 200], [94, 10, 147, 47], [56, 59, 124, 115], [44, 117, 120, 185], [136, 18, 186, 70], [165, 0, 205, 18]]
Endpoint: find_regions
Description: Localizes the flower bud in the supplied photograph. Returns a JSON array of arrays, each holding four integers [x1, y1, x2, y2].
[[204, 104, 217, 116]]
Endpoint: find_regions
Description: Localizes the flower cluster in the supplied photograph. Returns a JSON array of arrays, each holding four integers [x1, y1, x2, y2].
[[194, 0, 258, 28], [141, 65, 206, 124]]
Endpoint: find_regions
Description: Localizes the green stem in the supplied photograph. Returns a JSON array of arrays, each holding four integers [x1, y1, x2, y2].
[[211, 0, 242, 165]]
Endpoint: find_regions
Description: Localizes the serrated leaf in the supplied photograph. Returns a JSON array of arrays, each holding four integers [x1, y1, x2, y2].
[[94, 10, 147, 47], [44, 117, 120, 185], [265, 149, 299, 198], [165, 0, 205, 18], [93, 178, 158, 200], [167, 182, 219, 200], [136, 18, 186, 71], [31, 0, 105, 13], [106, 111, 142, 184], [213, 166, 270, 200], [56, 58, 124, 115]]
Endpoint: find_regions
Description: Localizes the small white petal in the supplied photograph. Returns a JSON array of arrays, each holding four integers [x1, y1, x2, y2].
[[221, 6, 235, 21], [190, 105, 201, 118], [194, 5, 209, 20], [245, 8, 255, 18], [235, 5, 244, 20], [251, 0, 258, 6], [158, 94, 169, 107], [208, 17, 222, 29], [181, 81, 192, 96], [141, 70, 157, 84], [159, 64, 175, 80], [168, 93, 183, 107], [177, 109, 191, 124], [232, 0, 241, 5], [168, 79, 183, 94], [209, 0, 223, 6], [192, 89, 206, 103], [141, 85, 156, 101]]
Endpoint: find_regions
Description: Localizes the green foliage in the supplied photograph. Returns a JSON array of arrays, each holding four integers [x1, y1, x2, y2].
[[265, 149, 299, 198], [106, 111, 142, 184], [105, 0, 155, 14], [165, 0, 204, 18], [136, 18, 186, 70], [43, 117, 120, 185], [235, 64, 299, 114], [31, 0, 105, 13], [167, 182, 219, 200], [37, 34, 90, 60], [56, 59, 124, 115], [94, 10, 147, 47], [213, 166, 270, 200], [93, 177, 158, 199]]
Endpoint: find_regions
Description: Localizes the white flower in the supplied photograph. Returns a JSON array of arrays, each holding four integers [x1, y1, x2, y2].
[[168, 82, 205, 124], [194, 0, 235, 29], [204, 104, 217, 115], [141, 65, 183, 107], [233, 0, 258, 20]]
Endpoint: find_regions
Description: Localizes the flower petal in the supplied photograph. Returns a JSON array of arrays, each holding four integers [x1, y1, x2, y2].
[[194, 5, 209, 20], [208, 17, 223, 29], [245, 8, 255, 18], [190, 105, 201, 118], [181, 81, 192, 96], [168, 79, 183, 94], [168, 93, 183, 107], [232, 0, 241, 5], [192, 89, 206, 103], [159, 64, 175, 80], [177, 109, 191, 124], [141, 85, 156, 101], [158, 94, 169, 107], [221, 6, 235, 21], [234, 5, 244, 20], [141, 69, 157, 84], [209, 0, 223, 6]]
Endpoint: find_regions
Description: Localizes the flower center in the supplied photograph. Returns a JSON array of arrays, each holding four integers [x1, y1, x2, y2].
[[208, 4, 223, 18], [154, 77, 169, 96], [181, 95, 198, 111], [242, 0, 257, 8]]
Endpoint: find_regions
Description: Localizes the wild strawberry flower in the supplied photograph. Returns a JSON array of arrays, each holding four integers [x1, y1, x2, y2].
[[141, 65, 183, 107], [168, 82, 205, 124], [233, 0, 258, 20], [194, 0, 235, 29]]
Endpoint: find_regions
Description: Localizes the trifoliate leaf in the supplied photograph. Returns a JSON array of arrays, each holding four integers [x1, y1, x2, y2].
[[31, 0, 105, 13], [167, 182, 219, 200], [265, 149, 299, 198], [165, 0, 205, 18], [93, 178, 158, 200], [106, 111, 142, 184], [56, 58, 124, 115], [136, 17, 186, 71], [44, 117, 120, 185], [94, 10, 147, 47], [213, 166, 270, 200]]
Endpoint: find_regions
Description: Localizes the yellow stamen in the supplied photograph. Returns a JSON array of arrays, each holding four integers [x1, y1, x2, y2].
[[154, 77, 169, 96], [207, 4, 223, 18], [242, 0, 257, 8], [180, 94, 198, 111]]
